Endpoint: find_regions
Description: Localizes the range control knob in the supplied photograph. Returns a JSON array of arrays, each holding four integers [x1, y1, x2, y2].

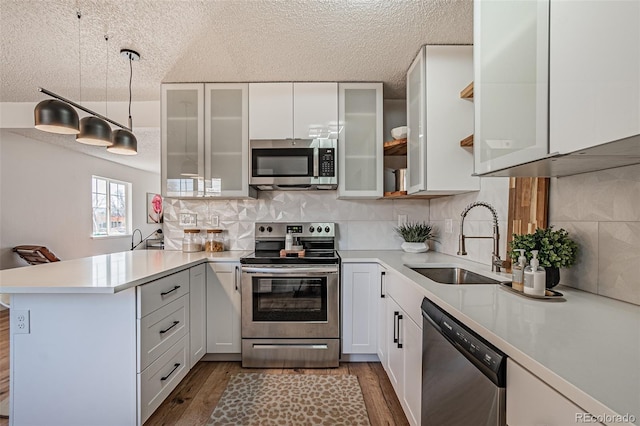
[[258, 226, 265, 233], [309, 226, 315, 233], [317, 226, 322, 233], [266, 226, 273, 233], [325, 226, 331, 233]]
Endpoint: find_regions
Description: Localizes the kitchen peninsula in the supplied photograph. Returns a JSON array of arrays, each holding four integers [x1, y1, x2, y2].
[[1, 250, 638, 426]]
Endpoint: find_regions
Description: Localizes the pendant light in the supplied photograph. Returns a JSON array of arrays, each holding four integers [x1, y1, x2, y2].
[[34, 99, 80, 134], [108, 49, 139, 155], [77, 29, 112, 146]]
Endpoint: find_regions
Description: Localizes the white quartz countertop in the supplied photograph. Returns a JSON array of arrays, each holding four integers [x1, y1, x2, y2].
[[0, 250, 251, 294], [340, 250, 640, 426]]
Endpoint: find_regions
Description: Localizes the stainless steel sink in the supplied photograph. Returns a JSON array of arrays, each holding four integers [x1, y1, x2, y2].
[[409, 267, 504, 285]]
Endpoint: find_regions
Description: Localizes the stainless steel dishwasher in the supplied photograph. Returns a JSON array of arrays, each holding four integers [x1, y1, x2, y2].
[[421, 298, 506, 426]]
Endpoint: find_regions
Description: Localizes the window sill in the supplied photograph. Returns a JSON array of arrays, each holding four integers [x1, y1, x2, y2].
[[91, 234, 132, 240]]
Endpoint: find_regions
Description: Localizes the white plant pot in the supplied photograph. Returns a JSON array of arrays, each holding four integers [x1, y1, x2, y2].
[[401, 242, 429, 253]]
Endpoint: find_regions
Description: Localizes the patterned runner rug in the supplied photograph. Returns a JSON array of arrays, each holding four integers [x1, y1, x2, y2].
[[207, 373, 371, 425]]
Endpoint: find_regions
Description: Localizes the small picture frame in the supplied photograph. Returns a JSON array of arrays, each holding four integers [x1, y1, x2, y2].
[[147, 193, 163, 224]]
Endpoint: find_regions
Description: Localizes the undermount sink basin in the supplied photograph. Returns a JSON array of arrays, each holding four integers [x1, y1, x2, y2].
[[409, 267, 505, 285]]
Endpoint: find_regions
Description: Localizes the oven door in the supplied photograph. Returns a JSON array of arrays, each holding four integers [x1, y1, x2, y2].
[[241, 265, 340, 339]]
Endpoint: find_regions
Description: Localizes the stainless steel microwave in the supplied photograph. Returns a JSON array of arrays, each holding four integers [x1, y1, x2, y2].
[[249, 139, 338, 190]]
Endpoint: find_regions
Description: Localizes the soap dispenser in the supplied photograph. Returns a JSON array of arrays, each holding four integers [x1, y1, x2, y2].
[[285, 231, 293, 251], [523, 250, 546, 296], [511, 249, 527, 292]]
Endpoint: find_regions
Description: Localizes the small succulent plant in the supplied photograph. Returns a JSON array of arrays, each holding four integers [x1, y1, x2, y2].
[[395, 221, 436, 243]]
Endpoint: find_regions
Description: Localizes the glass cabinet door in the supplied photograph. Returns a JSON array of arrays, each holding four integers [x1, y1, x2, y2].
[[406, 48, 425, 193], [204, 83, 249, 197], [162, 84, 204, 197], [474, 0, 549, 175], [338, 83, 383, 198]]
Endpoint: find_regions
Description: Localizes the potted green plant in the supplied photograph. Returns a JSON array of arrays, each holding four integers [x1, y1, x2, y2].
[[395, 221, 436, 253], [509, 227, 578, 288]]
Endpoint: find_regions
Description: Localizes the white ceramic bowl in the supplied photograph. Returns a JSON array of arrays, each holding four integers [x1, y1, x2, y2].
[[391, 126, 407, 140]]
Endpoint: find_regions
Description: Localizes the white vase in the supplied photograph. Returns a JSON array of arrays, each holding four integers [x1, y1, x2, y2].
[[401, 242, 429, 253]]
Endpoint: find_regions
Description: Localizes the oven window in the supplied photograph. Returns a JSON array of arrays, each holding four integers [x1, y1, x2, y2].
[[252, 276, 327, 322], [252, 148, 313, 177]]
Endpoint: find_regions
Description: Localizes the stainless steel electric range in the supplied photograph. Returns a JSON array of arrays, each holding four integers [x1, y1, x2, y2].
[[240, 222, 340, 368]]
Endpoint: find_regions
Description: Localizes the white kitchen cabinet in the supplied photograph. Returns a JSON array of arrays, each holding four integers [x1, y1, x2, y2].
[[162, 83, 204, 197], [206, 262, 242, 354], [189, 263, 206, 367], [342, 263, 382, 355], [204, 83, 254, 197], [162, 83, 255, 198], [549, 0, 640, 154], [475, 0, 640, 176], [406, 45, 478, 195], [249, 82, 338, 140], [507, 359, 592, 426], [338, 82, 384, 198], [385, 295, 422, 426]]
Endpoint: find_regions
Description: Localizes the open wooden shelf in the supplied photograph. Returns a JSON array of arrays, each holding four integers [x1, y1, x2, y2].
[[383, 138, 407, 156], [460, 82, 474, 100], [460, 134, 474, 147]]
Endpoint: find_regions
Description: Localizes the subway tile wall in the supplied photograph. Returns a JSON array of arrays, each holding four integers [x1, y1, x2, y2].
[[163, 191, 430, 251], [550, 163, 640, 305]]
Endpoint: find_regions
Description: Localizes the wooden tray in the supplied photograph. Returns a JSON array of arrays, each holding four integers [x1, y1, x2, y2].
[[499, 282, 565, 301], [279, 249, 305, 258]]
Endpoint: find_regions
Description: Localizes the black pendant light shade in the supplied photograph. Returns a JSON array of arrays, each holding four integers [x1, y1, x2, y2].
[[34, 99, 80, 134], [107, 129, 137, 155], [76, 116, 113, 146]]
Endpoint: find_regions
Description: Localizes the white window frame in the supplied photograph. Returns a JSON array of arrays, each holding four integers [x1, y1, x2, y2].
[[91, 175, 133, 237]]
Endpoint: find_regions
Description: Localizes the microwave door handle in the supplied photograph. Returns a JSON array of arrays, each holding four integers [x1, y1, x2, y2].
[[313, 147, 319, 178]]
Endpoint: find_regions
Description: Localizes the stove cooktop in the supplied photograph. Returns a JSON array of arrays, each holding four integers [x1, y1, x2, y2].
[[240, 250, 340, 265]]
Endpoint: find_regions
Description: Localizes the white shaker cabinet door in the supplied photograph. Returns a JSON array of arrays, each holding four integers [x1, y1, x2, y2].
[[189, 264, 206, 367], [249, 83, 293, 140], [206, 262, 242, 353], [342, 263, 380, 355]]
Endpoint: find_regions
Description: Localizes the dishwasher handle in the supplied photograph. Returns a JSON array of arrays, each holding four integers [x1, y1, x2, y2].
[[421, 298, 506, 387]]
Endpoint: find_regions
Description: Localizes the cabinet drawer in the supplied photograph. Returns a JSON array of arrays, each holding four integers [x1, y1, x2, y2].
[[138, 295, 189, 372], [387, 273, 424, 328], [138, 335, 189, 425], [137, 270, 190, 318]]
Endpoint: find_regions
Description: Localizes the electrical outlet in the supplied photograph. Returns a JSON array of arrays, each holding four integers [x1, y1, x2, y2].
[[179, 213, 197, 226], [13, 310, 30, 334], [445, 219, 453, 234], [398, 214, 408, 227], [210, 215, 219, 227]]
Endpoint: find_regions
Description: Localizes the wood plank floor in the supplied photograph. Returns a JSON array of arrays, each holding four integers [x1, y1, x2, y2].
[[145, 361, 409, 426]]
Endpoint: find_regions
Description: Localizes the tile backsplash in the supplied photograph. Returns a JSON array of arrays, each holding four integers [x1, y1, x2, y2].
[[550, 163, 640, 305], [164, 191, 430, 251]]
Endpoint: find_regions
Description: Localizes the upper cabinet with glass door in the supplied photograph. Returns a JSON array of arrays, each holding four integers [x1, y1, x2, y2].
[[205, 83, 255, 198], [162, 83, 255, 198], [474, 0, 550, 175], [162, 84, 204, 197], [406, 45, 478, 196], [338, 83, 384, 199]]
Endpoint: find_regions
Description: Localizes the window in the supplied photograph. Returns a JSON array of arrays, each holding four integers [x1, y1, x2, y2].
[[92, 176, 132, 237]]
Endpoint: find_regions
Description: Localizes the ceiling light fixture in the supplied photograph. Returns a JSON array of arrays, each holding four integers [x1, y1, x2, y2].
[[34, 10, 137, 154], [107, 48, 139, 155]]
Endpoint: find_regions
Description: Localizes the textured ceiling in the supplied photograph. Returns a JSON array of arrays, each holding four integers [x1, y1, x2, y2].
[[0, 0, 473, 172]]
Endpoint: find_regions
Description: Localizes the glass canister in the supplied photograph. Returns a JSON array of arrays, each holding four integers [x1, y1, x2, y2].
[[205, 229, 224, 252], [182, 229, 202, 252]]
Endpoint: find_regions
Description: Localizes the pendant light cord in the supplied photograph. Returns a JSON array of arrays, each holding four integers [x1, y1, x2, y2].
[[128, 56, 133, 127], [105, 34, 109, 116], [77, 10, 82, 103]]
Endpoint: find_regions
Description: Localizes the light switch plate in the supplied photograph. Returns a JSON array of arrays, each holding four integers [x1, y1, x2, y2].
[[445, 219, 453, 234], [179, 213, 197, 226], [210, 215, 219, 227]]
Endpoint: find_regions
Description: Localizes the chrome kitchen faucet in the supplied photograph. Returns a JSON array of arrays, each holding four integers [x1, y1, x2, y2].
[[457, 201, 506, 272]]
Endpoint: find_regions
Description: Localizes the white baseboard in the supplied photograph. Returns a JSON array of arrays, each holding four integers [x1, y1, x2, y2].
[[340, 354, 380, 362]]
